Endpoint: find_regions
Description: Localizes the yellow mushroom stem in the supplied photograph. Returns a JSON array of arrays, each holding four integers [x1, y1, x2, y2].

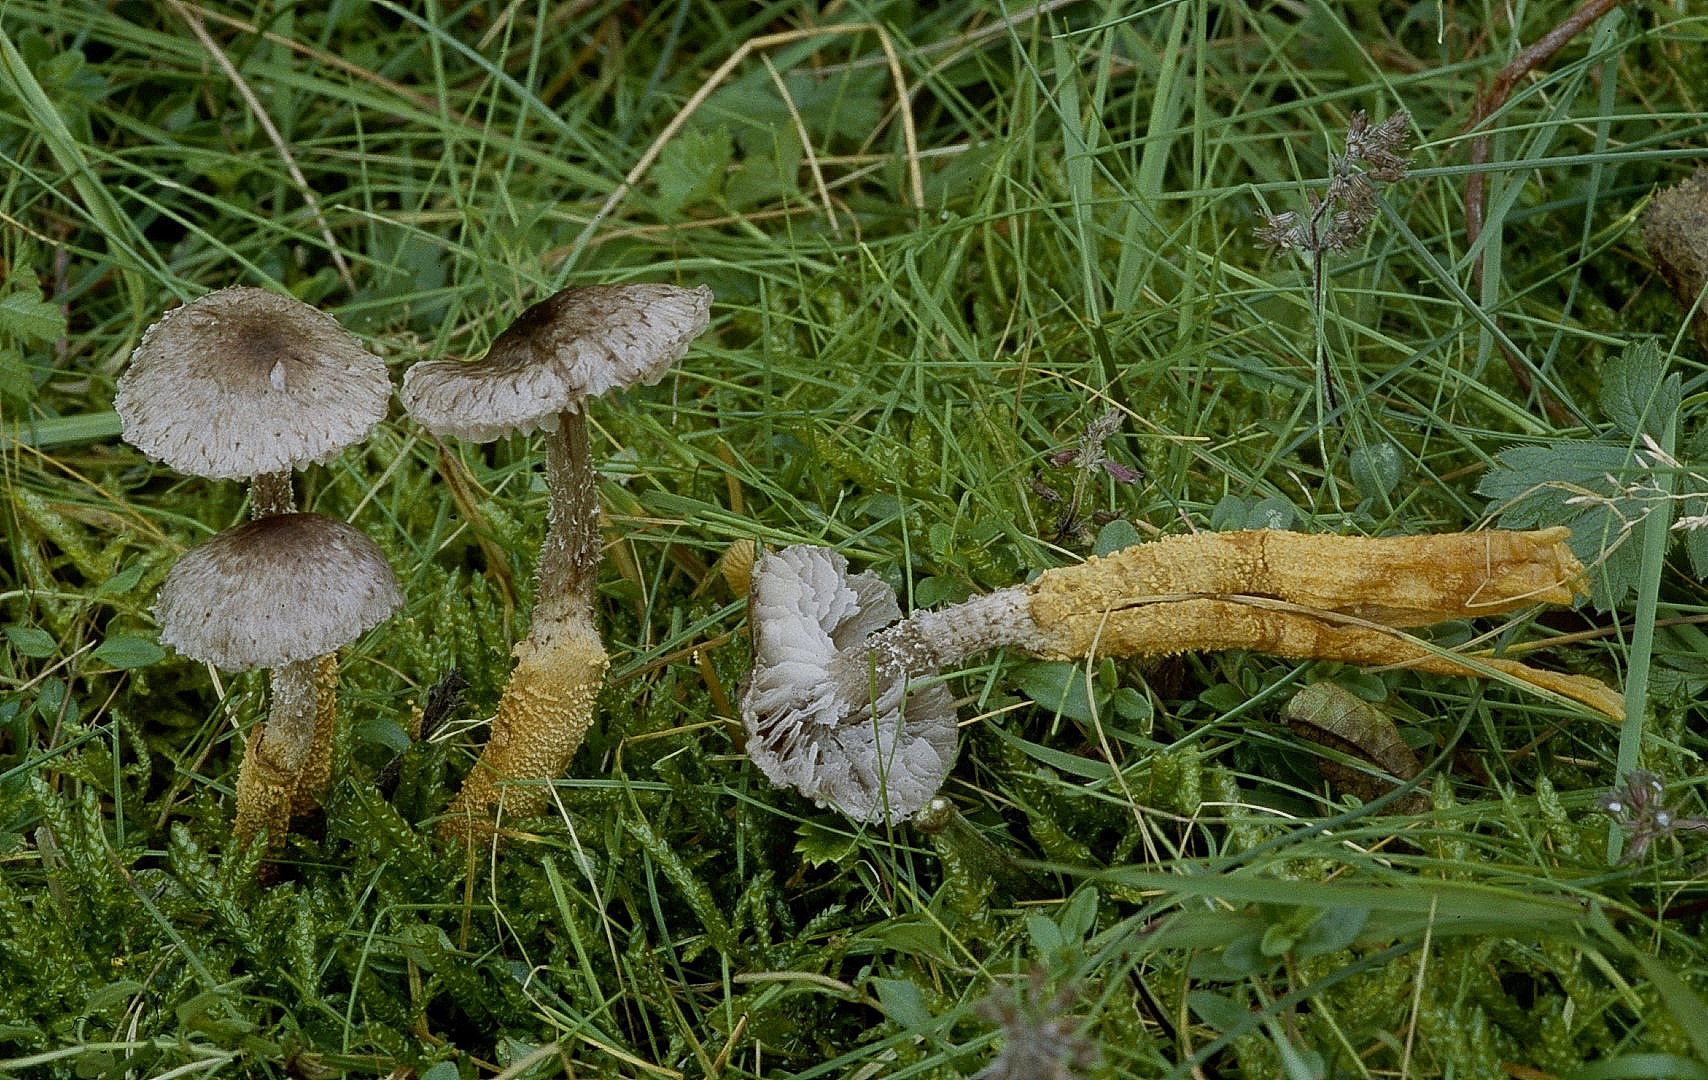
[[1028, 593, 1621, 717], [291, 656, 341, 818], [440, 615, 608, 841], [1020, 527, 1620, 718], [235, 654, 340, 846], [1027, 527, 1584, 629]]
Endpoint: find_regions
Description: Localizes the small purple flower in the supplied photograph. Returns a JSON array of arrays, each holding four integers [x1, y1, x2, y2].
[[971, 967, 1098, 1080], [1597, 770, 1708, 863], [1040, 408, 1143, 543], [1101, 460, 1143, 485]]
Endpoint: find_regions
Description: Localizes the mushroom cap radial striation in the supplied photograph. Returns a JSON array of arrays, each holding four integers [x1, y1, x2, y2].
[[115, 287, 390, 480], [155, 513, 404, 670], [740, 545, 958, 824], [399, 283, 713, 442]]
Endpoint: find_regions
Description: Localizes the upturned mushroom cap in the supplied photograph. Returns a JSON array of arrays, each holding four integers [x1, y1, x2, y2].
[[155, 513, 404, 670], [740, 545, 957, 824], [399, 282, 713, 442], [116, 287, 390, 480]]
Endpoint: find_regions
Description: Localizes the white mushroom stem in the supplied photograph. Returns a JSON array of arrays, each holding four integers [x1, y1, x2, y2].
[[442, 409, 609, 839], [534, 410, 602, 626], [826, 586, 1038, 707]]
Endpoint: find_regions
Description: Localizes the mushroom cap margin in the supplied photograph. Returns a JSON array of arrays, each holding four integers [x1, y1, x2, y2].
[[154, 512, 404, 671], [399, 282, 712, 443], [115, 286, 390, 480]]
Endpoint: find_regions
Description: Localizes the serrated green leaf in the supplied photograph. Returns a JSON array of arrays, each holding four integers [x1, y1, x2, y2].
[[1476, 442, 1630, 514], [0, 346, 34, 404], [651, 125, 732, 216], [1600, 339, 1675, 439], [0, 284, 65, 344], [92, 633, 165, 669], [794, 819, 858, 867], [5, 624, 57, 658], [1684, 516, 1708, 580]]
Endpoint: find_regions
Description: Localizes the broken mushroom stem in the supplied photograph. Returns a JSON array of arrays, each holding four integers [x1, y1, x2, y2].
[[788, 527, 1624, 735], [743, 527, 1624, 825]]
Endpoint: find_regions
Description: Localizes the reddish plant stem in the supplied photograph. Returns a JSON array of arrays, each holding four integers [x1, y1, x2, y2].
[[1461, 0, 1626, 425]]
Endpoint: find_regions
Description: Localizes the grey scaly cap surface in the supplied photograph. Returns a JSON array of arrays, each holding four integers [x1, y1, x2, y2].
[[116, 287, 390, 480], [739, 545, 958, 824], [399, 283, 713, 442], [154, 513, 404, 671]]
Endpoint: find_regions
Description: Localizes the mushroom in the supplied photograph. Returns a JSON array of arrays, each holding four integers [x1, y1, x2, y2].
[[741, 529, 1623, 821], [115, 285, 391, 516], [741, 545, 958, 823], [116, 286, 393, 841], [154, 513, 403, 843], [399, 282, 713, 838]]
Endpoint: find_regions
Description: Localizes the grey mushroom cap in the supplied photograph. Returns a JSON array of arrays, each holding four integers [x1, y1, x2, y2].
[[155, 513, 404, 671], [740, 545, 958, 824], [116, 287, 390, 481], [399, 282, 712, 442]]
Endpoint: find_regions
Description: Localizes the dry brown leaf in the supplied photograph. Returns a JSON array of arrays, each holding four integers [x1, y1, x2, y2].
[[1643, 169, 1708, 355], [1284, 681, 1431, 813]]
